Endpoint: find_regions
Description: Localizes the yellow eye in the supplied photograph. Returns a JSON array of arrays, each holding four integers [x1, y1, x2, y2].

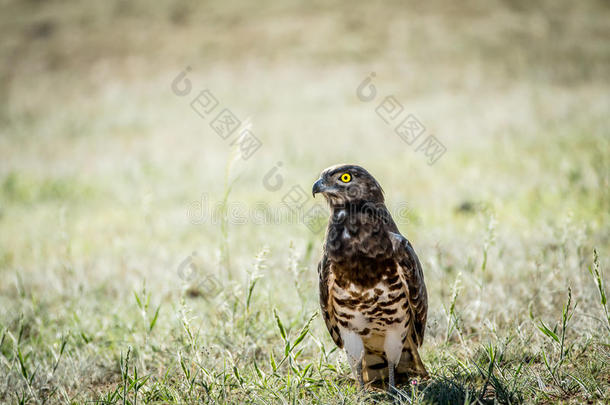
[[340, 173, 351, 183]]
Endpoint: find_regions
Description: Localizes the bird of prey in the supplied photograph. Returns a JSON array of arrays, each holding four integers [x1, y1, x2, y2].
[[312, 164, 428, 392]]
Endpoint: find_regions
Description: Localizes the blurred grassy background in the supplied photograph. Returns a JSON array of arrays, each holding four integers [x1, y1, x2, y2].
[[0, 0, 609, 403]]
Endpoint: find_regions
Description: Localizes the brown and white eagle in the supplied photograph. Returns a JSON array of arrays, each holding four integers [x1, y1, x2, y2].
[[312, 164, 428, 392]]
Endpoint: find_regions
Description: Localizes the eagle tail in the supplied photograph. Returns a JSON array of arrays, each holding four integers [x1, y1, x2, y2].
[[396, 341, 428, 379], [361, 342, 428, 385], [362, 350, 387, 383]]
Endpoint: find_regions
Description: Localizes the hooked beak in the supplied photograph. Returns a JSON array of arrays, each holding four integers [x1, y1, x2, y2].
[[312, 178, 325, 197]]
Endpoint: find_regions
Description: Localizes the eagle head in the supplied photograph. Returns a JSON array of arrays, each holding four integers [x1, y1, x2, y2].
[[312, 164, 384, 207]]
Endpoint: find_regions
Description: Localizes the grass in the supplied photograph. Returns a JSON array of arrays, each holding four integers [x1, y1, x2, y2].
[[1, 0, 609, 403]]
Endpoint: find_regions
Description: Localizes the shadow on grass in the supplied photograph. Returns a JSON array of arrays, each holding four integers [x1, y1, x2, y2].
[[373, 370, 525, 405], [418, 375, 488, 405]]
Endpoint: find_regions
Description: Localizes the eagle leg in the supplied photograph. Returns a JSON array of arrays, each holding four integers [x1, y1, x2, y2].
[[340, 329, 365, 389], [388, 363, 396, 394], [355, 360, 364, 389], [384, 329, 403, 394]]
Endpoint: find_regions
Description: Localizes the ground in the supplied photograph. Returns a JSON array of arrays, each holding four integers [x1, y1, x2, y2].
[[0, 0, 609, 403]]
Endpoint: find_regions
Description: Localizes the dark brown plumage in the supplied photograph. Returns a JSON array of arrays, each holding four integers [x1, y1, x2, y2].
[[313, 164, 428, 392]]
